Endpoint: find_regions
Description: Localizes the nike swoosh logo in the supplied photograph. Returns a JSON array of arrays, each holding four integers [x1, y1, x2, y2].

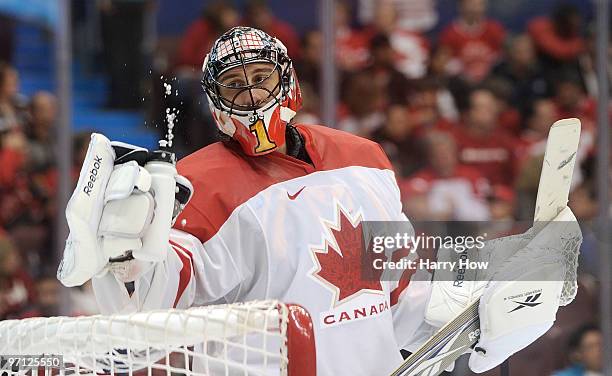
[[287, 186, 306, 200]]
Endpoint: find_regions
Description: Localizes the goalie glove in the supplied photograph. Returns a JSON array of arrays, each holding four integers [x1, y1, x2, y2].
[[421, 226, 540, 372], [58, 134, 193, 287], [425, 227, 538, 328], [468, 206, 581, 373]]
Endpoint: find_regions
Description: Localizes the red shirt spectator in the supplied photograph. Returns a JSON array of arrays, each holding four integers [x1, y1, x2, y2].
[[331, 1, 371, 72], [252, 20, 300, 60], [439, 0, 505, 83], [0, 146, 25, 189], [498, 107, 522, 136], [402, 165, 491, 218], [363, 1, 430, 79], [452, 88, 518, 187], [518, 99, 557, 160], [518, 97, 594, 192], [368, 28, 430, 79], [553, 73, 599, 131], [452, 128, 517, 187], [552, 75, 611, 168], [336, 27, 371, 72], [400, 131, 490, 221], [406, 78, 458, 140], [555, 98, 597, 128], [175, 2, 239, 70], [527, 4, 585, 63], [175, 19, 217, 70], [243, 0, 301, 60], [402, 165, 489, 198]]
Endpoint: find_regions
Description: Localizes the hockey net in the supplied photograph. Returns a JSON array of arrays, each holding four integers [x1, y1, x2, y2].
[[0, 300, 315, 376]]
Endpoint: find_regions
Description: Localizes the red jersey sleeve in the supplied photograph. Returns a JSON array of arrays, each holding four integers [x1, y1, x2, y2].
[[528, 17, 585, 61]]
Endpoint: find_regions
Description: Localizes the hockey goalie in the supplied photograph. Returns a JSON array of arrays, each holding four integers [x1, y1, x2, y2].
[[57, 27, 582, 375]]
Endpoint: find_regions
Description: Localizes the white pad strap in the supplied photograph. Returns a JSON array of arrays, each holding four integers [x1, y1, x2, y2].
[[105, 161, 152, 203], [100, 163, 155, 260], [100, 193, 154, 239]]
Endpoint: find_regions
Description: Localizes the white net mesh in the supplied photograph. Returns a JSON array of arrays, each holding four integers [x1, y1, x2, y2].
[[559, 233, 581, 306], [0, 300, 315, 376]]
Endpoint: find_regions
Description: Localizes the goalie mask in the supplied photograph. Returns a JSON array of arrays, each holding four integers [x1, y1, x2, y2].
[[201, 27, 302, 156]]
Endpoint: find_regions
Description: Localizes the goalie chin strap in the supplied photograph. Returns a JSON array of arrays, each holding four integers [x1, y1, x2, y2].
[[285, 124, 312, 164]]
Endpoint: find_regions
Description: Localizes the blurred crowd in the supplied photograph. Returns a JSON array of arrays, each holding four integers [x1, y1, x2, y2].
[[0, 0, 610, 374], [158, 0, 609, 227], [0, 64, 96, 320]]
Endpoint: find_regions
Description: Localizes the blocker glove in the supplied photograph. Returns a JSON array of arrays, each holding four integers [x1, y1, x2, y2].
[[58, 134, 193, 287]]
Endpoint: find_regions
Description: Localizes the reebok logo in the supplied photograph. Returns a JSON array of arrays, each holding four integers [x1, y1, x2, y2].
[[468, 328, 481, 341], [83, 155, 103, 196], [287, 186, 305, 200], [452, 251, 469, 287], [508, 293, 542, 313]]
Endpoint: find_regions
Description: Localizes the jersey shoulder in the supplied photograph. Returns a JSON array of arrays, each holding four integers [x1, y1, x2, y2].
[[296, 124, 392, 171], [174, 142, 253, 243], [177, 141, 244, 178]]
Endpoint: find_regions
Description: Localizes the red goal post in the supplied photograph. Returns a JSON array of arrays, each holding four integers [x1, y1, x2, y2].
[[0, 300, 316, 376]]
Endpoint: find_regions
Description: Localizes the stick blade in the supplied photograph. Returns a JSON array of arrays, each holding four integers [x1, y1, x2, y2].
[[534, 118, 581, 223]]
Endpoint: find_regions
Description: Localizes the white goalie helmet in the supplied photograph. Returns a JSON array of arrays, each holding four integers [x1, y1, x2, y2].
[[201, 27, 302, 156]]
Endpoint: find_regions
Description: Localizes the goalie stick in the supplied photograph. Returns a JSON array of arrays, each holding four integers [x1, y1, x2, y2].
[[390, 118, 582, 376]]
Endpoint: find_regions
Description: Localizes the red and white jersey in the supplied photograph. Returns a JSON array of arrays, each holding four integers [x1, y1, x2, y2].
[[92, 124, 434, 375]]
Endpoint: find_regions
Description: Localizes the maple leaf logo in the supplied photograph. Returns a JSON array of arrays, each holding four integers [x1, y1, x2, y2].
[[311, 206, 386, 306]]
